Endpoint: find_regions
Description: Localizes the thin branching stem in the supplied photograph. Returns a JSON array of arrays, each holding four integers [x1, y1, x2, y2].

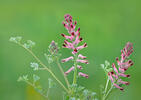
[[17, 43, 69, 94], [102, 78, 110, 100], [56, 57, 70, 90], [103, 83, 114, 100]]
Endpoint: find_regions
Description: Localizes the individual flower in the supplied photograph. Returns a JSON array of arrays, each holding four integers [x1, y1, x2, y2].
[[61, 14, 89, 78], [108, 42, 134, 91], [79, 72, 89, 78]]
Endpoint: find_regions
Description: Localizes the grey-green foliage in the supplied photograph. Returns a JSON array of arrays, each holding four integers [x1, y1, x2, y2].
[[35, 85, 43, 93], [18, 74, 43, 94], [44, 53, 54, 64], [33, 74, 40, 83], [23, 40, 35, 49], [32, 74, 43, 94], [9, 36, 22, 43], [30, 62, 39, 70], [48, 78, 56, 88], [63, 84, 97, 100], [9, 36, 35, 49], [17, 75, 28, 82], [82, 89, 97, 100], [101, 60, 113, 74]]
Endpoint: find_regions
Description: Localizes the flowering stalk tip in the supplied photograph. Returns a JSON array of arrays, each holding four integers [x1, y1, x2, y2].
[[108, 42, 134, 91], [61, 14, 89, 85]]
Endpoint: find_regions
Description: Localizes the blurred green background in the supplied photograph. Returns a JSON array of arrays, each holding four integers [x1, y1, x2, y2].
[[0, 0, 140, 100]]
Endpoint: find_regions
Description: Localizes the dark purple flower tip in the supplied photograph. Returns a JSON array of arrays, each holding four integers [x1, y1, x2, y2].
[[74, 21, 77, 25], [120, 88, 124, 91], [64, 40, 67, 44], [79, 37, 83, 41], [116, 57, 119, 61], [85, 61, 89, 64], [74, 48, 78, 52], [84, 43, 87, 47], [85, 75, 89, 78], [61, 59, 65, 63], [62, 44, 66, 47], [128, 60, 132, 63], [61, 33, 65, 37], [71, 32, 75, 36], [71, 24, 73, 28], [111, 71, 114, 74], [127, 74, 130, 78], [78, 27, 80, 31], [125, 82, 130, 85], [130, 62, 134, 66], [64, 72, 68, 75], [63, 23, 66, 27], [78, 32, 80, 36], [69, 19, 72, 22], [79, 72, 89, 78]]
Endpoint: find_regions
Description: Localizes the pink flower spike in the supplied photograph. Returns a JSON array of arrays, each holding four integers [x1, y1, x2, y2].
[[77, 59, 89, 64], [113, 83, 124, 91], [78, 54, 87, 59], [78, 72, 88, 78], [62, 56, 74, 63], [61, 14, 89, 77], [112, 63, 119, 74], [77, 65, 83, 70], [118, 73, 130, 78], [76, 43, 87, 50], [65, 66, 74, 75]]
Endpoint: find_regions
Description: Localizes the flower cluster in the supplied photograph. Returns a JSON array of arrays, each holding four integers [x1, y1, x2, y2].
[[108, 42, 134, 90], [61, 14, 89, 78]]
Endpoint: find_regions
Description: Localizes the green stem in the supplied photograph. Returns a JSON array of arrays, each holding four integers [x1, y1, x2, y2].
[[72, 54, 78, 85], [18, 43, 69, 94], [56, 58, 70, 90], [103, 78, 109, 100], [103, 84, 114, 100], [71, 54, 78, 95]]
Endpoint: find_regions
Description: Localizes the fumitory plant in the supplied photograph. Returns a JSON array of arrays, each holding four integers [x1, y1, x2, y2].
[[10, 14, 134, 100]]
